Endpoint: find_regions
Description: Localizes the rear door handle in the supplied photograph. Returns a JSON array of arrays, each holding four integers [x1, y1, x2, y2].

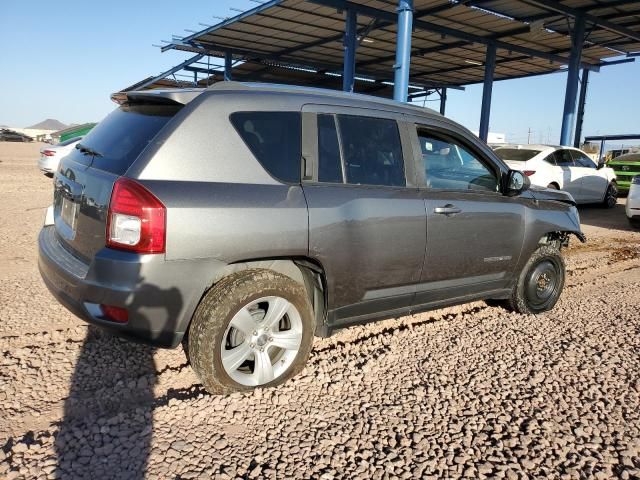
[[434, 204, 462, 215]]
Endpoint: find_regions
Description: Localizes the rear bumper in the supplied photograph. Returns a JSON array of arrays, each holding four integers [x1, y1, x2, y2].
[[38, 156, 57, 173], [38, 226, 224, 348]]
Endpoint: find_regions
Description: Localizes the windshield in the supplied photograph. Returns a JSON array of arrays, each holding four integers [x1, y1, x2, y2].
[[494, 148, 541, 162], [64, 104, 181, 175]]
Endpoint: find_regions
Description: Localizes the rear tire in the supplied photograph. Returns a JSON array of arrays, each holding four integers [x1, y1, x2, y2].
[[602, 182, 618, 209], [188, 269, 314, 395], [629, 217, 640, 229], [506, 245, 565, 314]]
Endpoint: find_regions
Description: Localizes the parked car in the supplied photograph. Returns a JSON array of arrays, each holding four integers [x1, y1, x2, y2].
[[607, 152, 640, 194], [493, 144, 618, 208], [39, 83, 585, 394], [626, 176, 640, 227], [38, 136, 82, 177]]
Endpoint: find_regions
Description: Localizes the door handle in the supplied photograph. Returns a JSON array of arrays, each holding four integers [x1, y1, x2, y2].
[[434, 204, 462, 215]]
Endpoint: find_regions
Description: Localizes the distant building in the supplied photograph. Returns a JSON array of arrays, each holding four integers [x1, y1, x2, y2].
[[52, 123, 96, 143], [472, 131, 506, 144]]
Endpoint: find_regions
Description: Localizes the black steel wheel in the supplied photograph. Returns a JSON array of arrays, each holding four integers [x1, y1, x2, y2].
[[507, 245, 566, 314]]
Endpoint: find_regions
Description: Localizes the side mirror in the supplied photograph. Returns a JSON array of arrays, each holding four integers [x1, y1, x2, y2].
[[503, 169, 530, 197], [597, 159, 606, 170]]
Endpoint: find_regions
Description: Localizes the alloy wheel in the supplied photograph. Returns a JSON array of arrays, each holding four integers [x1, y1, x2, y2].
[[220, 296, 303, 386]]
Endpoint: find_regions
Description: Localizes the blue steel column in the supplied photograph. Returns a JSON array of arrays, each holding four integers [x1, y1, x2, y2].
[[393, 0, 413, 102], [479, 42, 496, 142], [573, 68, 589, 148], [342, 8, 357, 92], [439, 87, 447, 115], [560, 15, 586, 146], [224, 51, 233, 81]]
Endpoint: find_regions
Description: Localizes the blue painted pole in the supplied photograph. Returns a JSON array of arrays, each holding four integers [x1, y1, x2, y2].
[[479, 42, 496, 142], [574, 68, 589, 148], [343, 8, 357, 92], [393, 0, 413, 102], [224, 51, 233, 81], [560, 15, 585, 146]]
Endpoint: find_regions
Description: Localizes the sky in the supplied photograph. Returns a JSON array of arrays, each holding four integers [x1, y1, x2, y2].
[[1, 0, 639, 145]]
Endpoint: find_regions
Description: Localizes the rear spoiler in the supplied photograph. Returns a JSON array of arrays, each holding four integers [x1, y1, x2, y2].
[[110, 89, 204, 106]]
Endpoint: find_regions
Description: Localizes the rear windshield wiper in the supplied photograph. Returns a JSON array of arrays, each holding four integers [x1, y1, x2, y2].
[[76, 143, 103, 157]]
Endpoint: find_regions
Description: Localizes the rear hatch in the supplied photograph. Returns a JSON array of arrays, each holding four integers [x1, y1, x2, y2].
[[53, 103, 182, 263]]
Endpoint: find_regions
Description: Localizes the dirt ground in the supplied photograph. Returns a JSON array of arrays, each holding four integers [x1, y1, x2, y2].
[[1, 141, 639, 480]]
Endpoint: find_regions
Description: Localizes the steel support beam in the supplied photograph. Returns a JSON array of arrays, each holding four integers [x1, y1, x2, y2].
[[439, 87, 447, 115], [393, 0, 413, 102], [343, 8, 357, 92], [479, 43, 496, 142], [560, 15, 586, 146], [130, 54, 204, 91], [224, 51, 233, 81], [574, 68, 589, 148]]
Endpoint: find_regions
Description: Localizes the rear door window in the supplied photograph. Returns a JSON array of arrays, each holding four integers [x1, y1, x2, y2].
[[336, 115, 405, 187], [554, 149, 575, 167], [65, 104, 182, 175], [317, 114, 343, 183], [230, 112, 301, 183]]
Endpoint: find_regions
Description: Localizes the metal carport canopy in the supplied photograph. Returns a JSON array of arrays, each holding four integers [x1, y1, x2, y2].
[[160, 0, 639, 89]]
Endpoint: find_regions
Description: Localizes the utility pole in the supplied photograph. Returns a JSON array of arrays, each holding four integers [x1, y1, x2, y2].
[[527, 128, 532, 145]]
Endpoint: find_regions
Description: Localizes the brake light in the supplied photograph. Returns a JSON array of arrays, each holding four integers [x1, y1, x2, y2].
[[106, 178, 166, 254], [523, 170, 536, 176], [100, 304, 129, 323], [42, 150, 55, 157]]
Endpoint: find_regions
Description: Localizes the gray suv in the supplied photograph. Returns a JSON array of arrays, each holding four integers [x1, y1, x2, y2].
[[39, 83, 585, 394]]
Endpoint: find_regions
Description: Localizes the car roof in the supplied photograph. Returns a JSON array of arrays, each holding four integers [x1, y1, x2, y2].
[[610, 152, 640, 161], [112, 81, 442, 118]]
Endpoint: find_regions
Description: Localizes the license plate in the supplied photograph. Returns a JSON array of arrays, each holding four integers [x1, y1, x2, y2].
[[61, 197, 78, 231]]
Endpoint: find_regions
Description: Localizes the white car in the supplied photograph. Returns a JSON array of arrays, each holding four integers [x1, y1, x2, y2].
[[494, 144, 618, 207], [38, 136, 82, 177], [626, 176, 640, 227]]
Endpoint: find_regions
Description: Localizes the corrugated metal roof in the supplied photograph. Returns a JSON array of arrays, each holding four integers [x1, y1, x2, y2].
[[142, 0, 638, 93]]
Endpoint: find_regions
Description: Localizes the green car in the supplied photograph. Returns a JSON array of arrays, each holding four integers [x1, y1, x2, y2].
[[608, 153, 640, 193]]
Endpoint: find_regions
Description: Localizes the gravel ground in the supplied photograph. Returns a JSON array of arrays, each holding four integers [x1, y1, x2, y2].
[[1, 142, 639, 480]]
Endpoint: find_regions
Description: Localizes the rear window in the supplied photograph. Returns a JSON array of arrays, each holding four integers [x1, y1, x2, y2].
[[65, 104, 181, 175], [494, 148, 541, 162], [230, 112, 301, 183]]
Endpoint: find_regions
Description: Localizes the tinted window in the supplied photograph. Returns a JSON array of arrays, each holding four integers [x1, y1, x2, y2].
[[554, 149, 575, 166], [494, 148, 541, 162], [571, 150, 596, 168], [543, 153, 558, 165], [317, 114, 343, 183], [337, 115, 405, 187], [231, 112, 301, 183], [418, 132, 498, 192], [65, 104, 181, 175]]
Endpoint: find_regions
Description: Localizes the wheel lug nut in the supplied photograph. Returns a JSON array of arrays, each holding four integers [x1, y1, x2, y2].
[[250, 343, 255, 348], [260, 347, 264, 352], [268, 337, 273, 342], [252, 330, 257, 335]]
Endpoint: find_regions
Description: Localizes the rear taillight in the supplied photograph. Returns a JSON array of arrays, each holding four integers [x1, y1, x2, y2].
[[523, 170, 536, 176], [106, 178, 166, 254], [42, 150, 55, 156]]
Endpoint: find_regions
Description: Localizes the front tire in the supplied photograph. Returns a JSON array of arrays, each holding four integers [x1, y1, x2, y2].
[[188, 269, 315, 394], [602, 182, 618, 208], [507, 245, 565, 314]]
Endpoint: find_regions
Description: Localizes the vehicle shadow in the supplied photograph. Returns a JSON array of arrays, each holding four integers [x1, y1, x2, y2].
[[54, 276, 183, 479], [578, 200, 636, 234]]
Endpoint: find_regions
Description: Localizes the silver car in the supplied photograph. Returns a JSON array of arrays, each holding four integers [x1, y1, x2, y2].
[[39, 83, 585, 394], [38, 137, 82, 177]]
